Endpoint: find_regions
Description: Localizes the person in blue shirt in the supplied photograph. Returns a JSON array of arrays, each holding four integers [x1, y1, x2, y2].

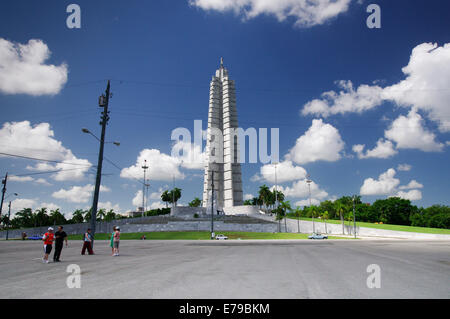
[[81, 228, 94, 255]]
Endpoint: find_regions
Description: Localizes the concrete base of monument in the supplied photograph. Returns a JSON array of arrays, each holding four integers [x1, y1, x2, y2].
[[170, 205, 261, 219]]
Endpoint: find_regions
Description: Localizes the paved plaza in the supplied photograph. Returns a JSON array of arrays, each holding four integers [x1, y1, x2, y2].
[[0, 239, 449, 299]]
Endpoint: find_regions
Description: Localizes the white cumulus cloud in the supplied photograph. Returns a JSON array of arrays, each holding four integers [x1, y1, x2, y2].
[[121, 149, 185, 182], [189, 0, 353, 27], [352, 139, 398, 159], [0, 38, 68, 95], [399, 180, 423, 190], [278, 179, 328, 200], [360, 168, 400, 196], [360, 168, 424, 201], [302, 43, 450, 133], [0, 121, 92, 181], [394, 189, 422, 201], [302, 80, 384, 117], [384, 109, 444, 152], [397, 164, 412, 171], [288, 119, 345, 165], [254, 160, 307, 183], [52, 184, 110, 204]]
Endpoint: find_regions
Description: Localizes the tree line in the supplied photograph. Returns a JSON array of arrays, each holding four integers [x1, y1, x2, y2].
[[0, 207, 171, 231], [244, 184, 450, 230]]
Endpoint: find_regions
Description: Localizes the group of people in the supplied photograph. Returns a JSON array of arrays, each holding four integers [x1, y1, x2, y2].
[[41, 226, 121, 263]]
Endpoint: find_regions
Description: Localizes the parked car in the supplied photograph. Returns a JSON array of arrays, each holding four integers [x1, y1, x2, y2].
[[308, 233, 328, 240], [215, 234, 228, 240]]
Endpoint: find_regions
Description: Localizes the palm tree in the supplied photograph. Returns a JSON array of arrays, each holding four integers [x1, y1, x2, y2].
[[71, 209, 85, 224], [258, 185, 271, 212], [49, 209, 66, 226], [335, 201, 346, 234], [189, 197, 202, 207], [84, 209, 92, 223], [293, 206, 302, 233], [279, 201, 292, 232], [161, 190, 171, 208], [34, 208, 49, 228], [322, 210, 329, 234], [97, 208, 106, 221], [105, 209, 116, 222], [170, 188, 182, 206]]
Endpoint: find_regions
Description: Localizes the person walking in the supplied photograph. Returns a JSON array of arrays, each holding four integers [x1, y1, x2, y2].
[[113, 226, 120, 256], [53, 226, 68, 262], [42, 227, 55, 264], [110, 226, 116, 256], [81, 229, 94, 255]]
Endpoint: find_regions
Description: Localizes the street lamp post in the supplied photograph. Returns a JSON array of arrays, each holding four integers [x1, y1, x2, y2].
[[142, 160, 149, 218], [306, 176, 314, 234], [353, 195, 357, 239], [6, 201, 11, 240], [210, 170, 214, 240], [5, 193, 18, 240], [0, 173, 8, 219], [274, 162, 280, 232]]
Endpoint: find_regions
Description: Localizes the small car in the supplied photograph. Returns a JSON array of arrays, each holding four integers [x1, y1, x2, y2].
[[215, 234, 228, 240], [308, 233, 328, 240]]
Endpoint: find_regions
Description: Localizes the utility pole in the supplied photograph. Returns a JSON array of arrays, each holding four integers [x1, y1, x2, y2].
[[353, 195, 356, 239], [90, 80, 111, 243], [142, 160, 149, 217], [274, 163, 280, 232], [145, 180, 150, 212], [172, 176, 175, 209], [307, 176, 314, 234], [0, 173, 7, 219], [210, 170, 214, 240], [6, 201, 11, 240]]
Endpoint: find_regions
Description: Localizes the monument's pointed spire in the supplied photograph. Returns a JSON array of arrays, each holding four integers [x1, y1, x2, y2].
[[220, 57, 224, 68]]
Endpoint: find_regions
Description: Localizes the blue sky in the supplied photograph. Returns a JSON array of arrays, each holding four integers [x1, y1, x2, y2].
[[0, 0, 449, 216]]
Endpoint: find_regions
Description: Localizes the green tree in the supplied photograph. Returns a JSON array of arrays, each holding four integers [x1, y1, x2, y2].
[[12, 208, 34, 228], [189, 197, 202, 207], [161, 190, 171, 208], [279, 201, 292, 232], [96, 208, 106, 221], [33, 208, 49, 227], [104, 209, 116, 222], [293, 206, 302, 233], [258, 185, 272, 212], [71, 209, 85, 224], [322, 210, 329, 233], [334, 201, 346, 234], [372, 197, 416, 225], [49, 209, 66, 226], [83, 209, 92, 223], [169, 188, 182, 206]]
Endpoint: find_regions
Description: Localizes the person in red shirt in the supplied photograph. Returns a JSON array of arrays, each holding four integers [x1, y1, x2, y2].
[[42, 227, 55, 264]]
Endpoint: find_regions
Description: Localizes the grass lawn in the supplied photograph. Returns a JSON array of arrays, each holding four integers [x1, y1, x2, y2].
[[287, 217, 450, 235], [66, 231, 349, 241]]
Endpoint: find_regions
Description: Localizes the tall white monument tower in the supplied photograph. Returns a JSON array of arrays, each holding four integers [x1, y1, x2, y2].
[[203, 58, 243, 211]]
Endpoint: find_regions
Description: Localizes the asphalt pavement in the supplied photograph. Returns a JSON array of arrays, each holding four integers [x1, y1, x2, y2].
[[0, 239, 448, 299]]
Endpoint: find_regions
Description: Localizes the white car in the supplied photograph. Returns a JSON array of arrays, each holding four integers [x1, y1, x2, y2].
[[215, 234, 228, 240]]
